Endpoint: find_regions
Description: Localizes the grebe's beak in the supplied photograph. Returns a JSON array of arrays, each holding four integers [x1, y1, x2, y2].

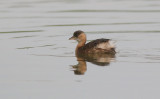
[[69, 36, 76, 40]]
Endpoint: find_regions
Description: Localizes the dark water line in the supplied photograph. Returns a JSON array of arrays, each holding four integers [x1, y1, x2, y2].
[[31, 54, 75, 57], [12, 35, 38, 38], [17, 47, 34, 49], [47, 34, 67, 37], [38, 44, 56, 47], [0, 30, 43, 34], [119, 61, 160, 63], [86, 30, 160, 34], [17, 44, 56, 49], [0, 16, 90, 19], [0, 80, 55, 83], [49, 9, 160, 13], [43, 22, 160, 27]]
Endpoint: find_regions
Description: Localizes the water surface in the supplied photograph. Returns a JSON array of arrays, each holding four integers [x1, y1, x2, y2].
[[0, 0, 160, 99]]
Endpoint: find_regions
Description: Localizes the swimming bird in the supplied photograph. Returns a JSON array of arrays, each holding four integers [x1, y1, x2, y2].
[[69, 30, 116, 54]]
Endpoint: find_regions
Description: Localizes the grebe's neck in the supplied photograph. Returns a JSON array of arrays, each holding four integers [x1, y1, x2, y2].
[[76, 38, 86, 53]]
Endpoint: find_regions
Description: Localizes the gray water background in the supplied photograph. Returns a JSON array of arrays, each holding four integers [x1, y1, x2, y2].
[[0, 0, 160, 99]]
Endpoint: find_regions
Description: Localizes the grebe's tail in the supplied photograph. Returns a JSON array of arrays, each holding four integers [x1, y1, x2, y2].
[[108, 40, 116, 49]]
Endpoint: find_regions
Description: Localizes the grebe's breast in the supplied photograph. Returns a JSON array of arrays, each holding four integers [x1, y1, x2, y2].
[[78, 39, 115, 54]]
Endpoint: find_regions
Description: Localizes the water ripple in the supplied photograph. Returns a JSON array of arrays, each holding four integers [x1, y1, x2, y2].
[[49, 9, 160, 13], [0, 30, 43, 34], [17, 47, 34, 49], [31, 54, 74, 57], [17, 44, 55, 49], [44, 22, 160, 27], [86, 30, 160, 34], [12, 35, 38, 39]]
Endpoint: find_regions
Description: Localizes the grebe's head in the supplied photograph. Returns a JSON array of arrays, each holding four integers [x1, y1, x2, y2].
[[69, 30, 86, 42]]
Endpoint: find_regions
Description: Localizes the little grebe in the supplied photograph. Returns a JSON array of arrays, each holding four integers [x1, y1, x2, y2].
[[69, 30, 116, 54]]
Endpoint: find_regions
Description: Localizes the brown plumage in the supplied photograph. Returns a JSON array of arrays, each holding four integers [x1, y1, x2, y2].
[[69, 30, 116, 54]]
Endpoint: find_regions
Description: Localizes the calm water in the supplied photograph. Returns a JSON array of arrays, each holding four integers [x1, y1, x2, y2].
[[0, 0, 160, 99]]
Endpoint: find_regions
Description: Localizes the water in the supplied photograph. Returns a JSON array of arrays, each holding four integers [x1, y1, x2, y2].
[[0, 0, 160, 99]]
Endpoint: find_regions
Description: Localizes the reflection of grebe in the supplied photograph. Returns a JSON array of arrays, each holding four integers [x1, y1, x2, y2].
[[72, 58, 87, 75], [71, 53, 115, 75], [69, 30, 116, 54], [77, 53, 115, 66]]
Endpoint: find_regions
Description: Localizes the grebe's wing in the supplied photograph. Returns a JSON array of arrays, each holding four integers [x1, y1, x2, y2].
[[84, 39, 114, 50]]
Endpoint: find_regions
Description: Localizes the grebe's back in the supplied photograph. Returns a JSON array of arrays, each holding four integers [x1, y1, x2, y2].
[[79, 38, 116, 54]]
